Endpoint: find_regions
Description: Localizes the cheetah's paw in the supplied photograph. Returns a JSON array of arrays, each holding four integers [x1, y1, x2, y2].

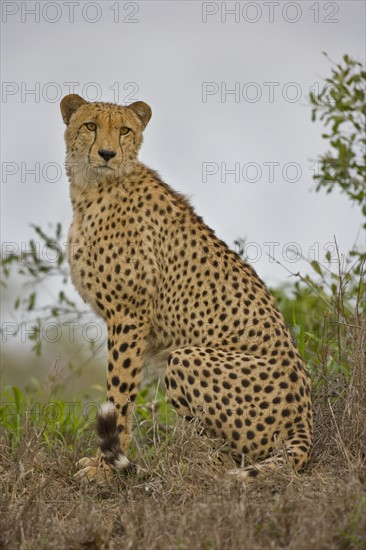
[[74, 455, 114, 485]]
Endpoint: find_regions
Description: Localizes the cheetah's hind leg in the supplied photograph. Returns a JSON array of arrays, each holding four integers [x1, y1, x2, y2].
[[227, 441, 310, 481]]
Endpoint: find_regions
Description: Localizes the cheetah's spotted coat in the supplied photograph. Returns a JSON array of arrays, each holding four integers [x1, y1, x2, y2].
[[60, 94, 313, 482]]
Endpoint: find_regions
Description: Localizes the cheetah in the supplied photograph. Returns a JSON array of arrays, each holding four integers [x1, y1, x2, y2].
[[60, 94, 313, 483]]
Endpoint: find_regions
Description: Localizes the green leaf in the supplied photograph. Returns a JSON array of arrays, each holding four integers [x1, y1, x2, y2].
[[311, 260, 323, 276], [27, 292, 36, 311]]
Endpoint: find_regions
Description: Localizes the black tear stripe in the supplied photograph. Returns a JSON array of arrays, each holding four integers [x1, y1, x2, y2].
[[87, 127, 97, 166]]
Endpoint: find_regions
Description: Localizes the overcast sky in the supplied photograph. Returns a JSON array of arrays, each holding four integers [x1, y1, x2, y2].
[[1, 0, 365, 289]]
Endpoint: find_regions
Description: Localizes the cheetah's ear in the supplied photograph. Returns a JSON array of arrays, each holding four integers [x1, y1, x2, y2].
[[128, 101, 152, 130], [60, 94, 87, 125]]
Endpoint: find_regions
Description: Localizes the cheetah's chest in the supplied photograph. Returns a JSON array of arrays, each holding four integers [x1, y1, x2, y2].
[[67, 200, 157, 316]]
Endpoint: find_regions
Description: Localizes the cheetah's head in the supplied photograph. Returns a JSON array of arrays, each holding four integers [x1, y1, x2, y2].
[[60, 94, 151, 187]]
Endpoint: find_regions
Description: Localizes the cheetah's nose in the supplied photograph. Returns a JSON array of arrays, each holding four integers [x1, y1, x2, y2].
[[98, 149, 117, 162]]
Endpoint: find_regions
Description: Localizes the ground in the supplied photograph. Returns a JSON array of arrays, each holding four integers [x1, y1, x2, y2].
[[1, 389, 365, 550]]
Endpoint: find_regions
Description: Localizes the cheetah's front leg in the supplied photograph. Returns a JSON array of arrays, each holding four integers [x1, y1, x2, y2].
[[75, 319, 149, 483]]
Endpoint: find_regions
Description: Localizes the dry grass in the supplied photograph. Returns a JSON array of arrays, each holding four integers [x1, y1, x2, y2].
[[1, 381, 365, 550], [1, 311, 365, 550]]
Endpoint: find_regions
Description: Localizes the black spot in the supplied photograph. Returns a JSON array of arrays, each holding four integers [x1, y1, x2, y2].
[[286, 393, 295, 403], [178, 396, 188, 407], [290, 371, 299, 382]]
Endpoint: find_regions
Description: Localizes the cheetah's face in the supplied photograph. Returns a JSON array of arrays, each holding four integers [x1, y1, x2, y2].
[[60, 94, 151, 186]]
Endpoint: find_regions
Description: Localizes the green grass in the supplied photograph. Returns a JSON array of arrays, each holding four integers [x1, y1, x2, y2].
[[0, 381, 176, 459]]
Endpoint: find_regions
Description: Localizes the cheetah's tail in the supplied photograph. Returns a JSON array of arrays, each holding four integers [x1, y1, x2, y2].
[[96, 403, 136, 473]]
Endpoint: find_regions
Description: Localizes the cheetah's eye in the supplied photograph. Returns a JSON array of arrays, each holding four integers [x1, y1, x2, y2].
[[85, 122, 96, 131], [120, 127, 131, 136]]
